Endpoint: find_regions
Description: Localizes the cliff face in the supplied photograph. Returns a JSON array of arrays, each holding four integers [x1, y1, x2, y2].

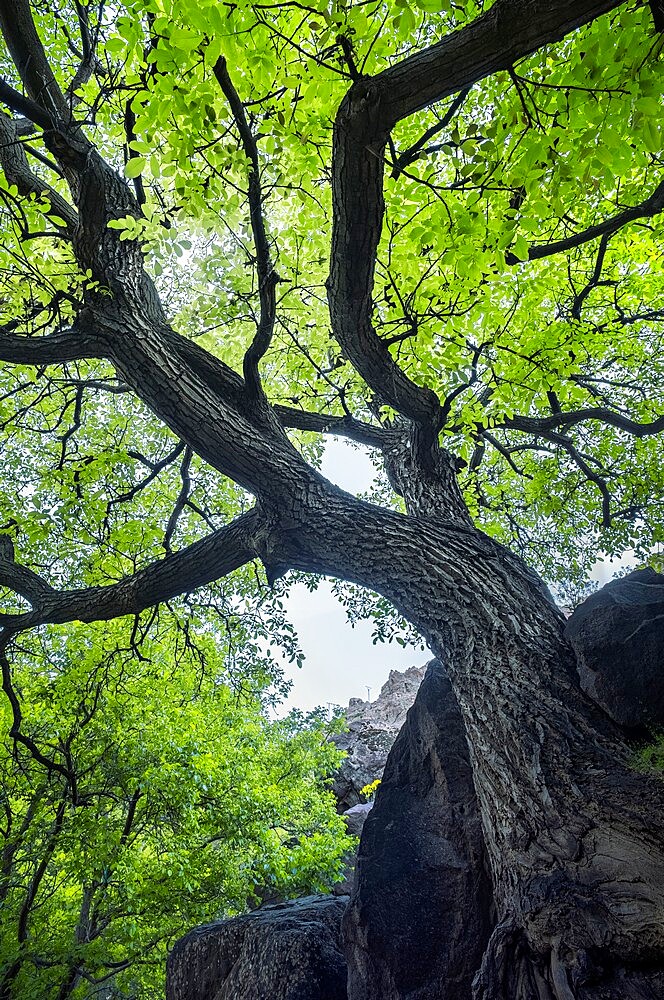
[[343, 660, 494, 999], [331, 665, 426, 812]]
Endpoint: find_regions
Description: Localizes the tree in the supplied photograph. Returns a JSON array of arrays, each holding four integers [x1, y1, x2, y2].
[[0, 0, 663, 995], [0, 613, 351, 1000]]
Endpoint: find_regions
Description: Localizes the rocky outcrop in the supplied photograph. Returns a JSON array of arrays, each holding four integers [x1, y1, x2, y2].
[[341, 802, 372, 838], [332, 665, 425, 812], [344, 659, 494, 1000], [331, 665, 426, 897], [166, 895, 348, 1000], [167, 588, 664, 1000], [565, 567, 664, 729]]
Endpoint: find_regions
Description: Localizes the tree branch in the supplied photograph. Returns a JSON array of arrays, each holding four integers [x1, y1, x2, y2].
[[501, 408, 664, 439], [506, 177, 664, 265], [0, 554, 55, 607], [0, 0, 70, 121], [275, 404, 389, 447], [391, 87, 471, 179], [0, 111, 78, 230], [0, 508, 262, 633], [213, 57, 279, 400], [376, 0, 625, 126], [0, 78, 56, 134], [0, 641, 73, 783], [328, 90, 442, 437], [327, 0, 624, 446], [0, 324, 104, 364]]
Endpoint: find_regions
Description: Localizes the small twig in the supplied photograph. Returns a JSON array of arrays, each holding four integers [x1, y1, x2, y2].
[[391, 87, 471, 179]]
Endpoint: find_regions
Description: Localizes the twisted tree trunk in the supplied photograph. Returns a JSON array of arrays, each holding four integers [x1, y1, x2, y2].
[[260, 446, 664, 999]]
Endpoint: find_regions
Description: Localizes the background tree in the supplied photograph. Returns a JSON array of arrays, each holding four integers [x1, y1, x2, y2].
[[0, 612, 350, 1000], [0, 0, 664, 996]]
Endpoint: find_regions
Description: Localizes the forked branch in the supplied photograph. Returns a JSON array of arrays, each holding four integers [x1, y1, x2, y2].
[[327, 0, 625, 452]]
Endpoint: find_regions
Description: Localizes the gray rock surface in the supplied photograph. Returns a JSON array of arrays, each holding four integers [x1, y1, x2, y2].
[[166, 894, 348, 1000], [331, 665, 425, 812], [342, 802, 372, 838], [331, 803, 374, 897], [565, 567, 664, 729], [344, 659, 493, 1000]]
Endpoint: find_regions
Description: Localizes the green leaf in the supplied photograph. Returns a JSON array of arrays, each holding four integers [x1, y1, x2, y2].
[[512, 235, 529, 261], [124, 156, 146, 179]]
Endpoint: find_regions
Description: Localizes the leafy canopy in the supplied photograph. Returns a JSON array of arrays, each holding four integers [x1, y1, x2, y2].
[[0, 611, 351, 999], [0, 1, 662, 597]]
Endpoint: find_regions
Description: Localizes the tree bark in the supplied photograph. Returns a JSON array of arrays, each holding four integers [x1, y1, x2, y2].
[[257, 458, 664, 999]]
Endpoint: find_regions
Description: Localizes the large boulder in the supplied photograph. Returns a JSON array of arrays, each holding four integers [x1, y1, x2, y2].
[[166, 895, 348, 1000], [344, 659, 493, 1000], [332, 665, 425, 812], [565, 567, 664, 729]]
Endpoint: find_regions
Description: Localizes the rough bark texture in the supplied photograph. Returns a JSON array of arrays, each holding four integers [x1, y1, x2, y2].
[[565, 567, 664, 729], [166, 895, 348, 1000], [344, 658, 493, 1000], [266, 488, 664, 998]]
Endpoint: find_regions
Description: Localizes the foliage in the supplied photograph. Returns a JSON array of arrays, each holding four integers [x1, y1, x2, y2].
[[1, 1, 664, 993], [0, 614, 351, 999], [0, 3, 661, 595]]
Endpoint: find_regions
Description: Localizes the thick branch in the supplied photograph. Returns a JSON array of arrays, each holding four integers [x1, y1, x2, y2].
[[103, 322, 317, 498], [501, 408, 664, 439], [375, 0, 625, 125], [275, 404, 388, 447], [0, 557, 55, 607], [0, 324, 103, 364], [328, 87, 442, 434], [0, 111, 78, 230], [0, 78, 56, 132], [0, 509, 261, 632], [327, 0, 624, 442], [0, 0, 70, 120]]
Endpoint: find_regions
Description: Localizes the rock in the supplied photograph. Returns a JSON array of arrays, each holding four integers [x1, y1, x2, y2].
[[166, 894, 348, 1000], [342, 802, 372, 838], [565, 567, 664, 729], [331, 665, 425, 812], [344, 659, 493, 1000], [346, 665, 426, 730], [331, 803, 375, 897]]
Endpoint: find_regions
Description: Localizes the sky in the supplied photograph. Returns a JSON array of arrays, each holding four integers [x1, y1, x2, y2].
[[278, 439, 634, 712], [279, 439, 422, 712]]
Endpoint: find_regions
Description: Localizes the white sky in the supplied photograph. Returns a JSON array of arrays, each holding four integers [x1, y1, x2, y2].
[[279, 439, 633, 712], [281, 439, 422, 711]]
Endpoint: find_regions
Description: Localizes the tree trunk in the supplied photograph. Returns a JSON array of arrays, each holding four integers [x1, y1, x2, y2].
[[80, 281, 664, 995], [262, 451, 664, 999]]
